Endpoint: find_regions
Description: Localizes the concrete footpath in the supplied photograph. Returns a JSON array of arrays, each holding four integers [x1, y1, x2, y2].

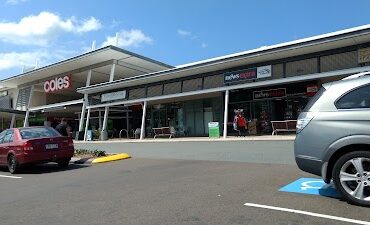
[[74, 136, 296, 165]]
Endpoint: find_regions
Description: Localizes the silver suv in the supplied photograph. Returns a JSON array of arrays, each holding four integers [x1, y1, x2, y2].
[[295, 72, 370, 206]]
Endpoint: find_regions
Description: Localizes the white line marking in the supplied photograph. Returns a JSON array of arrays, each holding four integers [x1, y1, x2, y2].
[[244, 203, 370, 225], [0, 174, 22, 179]]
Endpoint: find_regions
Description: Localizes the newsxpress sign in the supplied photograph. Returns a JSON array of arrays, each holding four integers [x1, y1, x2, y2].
[[44, 75, 72, 93], [224, 65, 272, 84], [253, 88, 286, 100]]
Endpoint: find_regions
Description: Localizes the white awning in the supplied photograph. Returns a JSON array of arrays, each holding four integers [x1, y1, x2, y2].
[[29, 98, 84, 112], [0, 46, 172, 89]]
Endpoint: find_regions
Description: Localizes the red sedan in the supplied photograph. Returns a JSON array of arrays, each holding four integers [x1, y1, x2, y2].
[[0, 126, 74, 174]]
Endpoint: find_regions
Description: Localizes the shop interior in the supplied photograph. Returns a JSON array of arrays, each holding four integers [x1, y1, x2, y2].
[[228, 81, 315, 135]]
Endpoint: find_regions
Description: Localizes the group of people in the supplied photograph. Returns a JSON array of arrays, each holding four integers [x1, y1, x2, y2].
[[233, 109, 248, 137], [55, 118, 72, 137]]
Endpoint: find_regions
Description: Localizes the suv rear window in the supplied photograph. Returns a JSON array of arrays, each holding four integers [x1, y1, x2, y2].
[[302, 86, 326, 112], [336, 85, 370, 109], [19, 127, 61, 139]]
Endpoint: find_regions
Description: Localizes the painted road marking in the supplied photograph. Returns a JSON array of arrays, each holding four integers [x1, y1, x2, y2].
[[279, 178, 341, 198], [244, 203, 370, 225], [0, 174, 22, 179]]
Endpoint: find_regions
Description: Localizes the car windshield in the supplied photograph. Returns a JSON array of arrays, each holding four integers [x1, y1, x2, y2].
[[19, 127, 61, 139]]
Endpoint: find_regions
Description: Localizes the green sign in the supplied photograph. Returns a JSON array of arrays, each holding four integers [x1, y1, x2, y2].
[[29, 115, 46, 123], [208, 122, 220, 138]]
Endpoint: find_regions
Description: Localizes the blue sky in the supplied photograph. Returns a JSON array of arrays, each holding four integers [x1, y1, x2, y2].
[[0, 0, 369, 78]]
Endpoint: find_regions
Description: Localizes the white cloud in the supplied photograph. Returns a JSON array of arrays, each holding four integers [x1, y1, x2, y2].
[[177, 29, 191, 36], [178, 29, 207, 48], [75, 17, 101, 33], [101, 29, 152, 48], [109, 19, 122, 29], [6, 0, 27, 5], [0, 48, 78, 73], [0, 51, 49, 71], [0, 11, 102, 46]]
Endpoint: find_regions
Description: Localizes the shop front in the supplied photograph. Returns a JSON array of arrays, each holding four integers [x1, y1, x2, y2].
[[74, 25, 370, 140], [145, 96, 224, 137], [228, 81, 318, 135]]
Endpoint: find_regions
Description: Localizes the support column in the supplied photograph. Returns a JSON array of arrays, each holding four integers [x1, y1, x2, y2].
[[10, 89, 20, 128], [10, 114, 16, 128], [140, 101, 147, 140], [223, 90, 229, 139], [126, 111, 129, 131], [99, 110, 102, 130], [76, 70, 92, 140], [23, 85, 34, 127], [83, 108, 91, 141], [100, 60, 116, 140], [78, 94, 88, 132], [109, 61, 116, 82], [101, 106, 109, 140]]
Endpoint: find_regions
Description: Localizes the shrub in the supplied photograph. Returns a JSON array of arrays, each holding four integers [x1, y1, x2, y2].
[[74, 149, 106, 157]]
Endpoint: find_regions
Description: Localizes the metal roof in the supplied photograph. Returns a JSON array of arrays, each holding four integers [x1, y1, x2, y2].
[[0, 45, 173, 89], [77, 24, 370, 95]]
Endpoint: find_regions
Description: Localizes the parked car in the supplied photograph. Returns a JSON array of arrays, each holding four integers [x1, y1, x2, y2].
[[295, 71, 370, 206], [0, 126, 74, 174]]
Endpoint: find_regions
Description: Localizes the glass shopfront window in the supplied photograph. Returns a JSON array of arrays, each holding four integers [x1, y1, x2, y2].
[[146, 96, 223, 137]]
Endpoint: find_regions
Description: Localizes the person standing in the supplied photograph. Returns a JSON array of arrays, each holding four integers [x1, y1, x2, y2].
[[237, 113, 247, 137], [55, 118, 68, 137]]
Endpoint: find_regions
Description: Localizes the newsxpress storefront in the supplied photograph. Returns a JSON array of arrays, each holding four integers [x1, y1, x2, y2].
[[77, 25, 370, 140]]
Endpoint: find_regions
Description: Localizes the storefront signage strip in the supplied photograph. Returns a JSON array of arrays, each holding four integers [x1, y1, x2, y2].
[[359, 47, 370, 63], [44, 74, 72, 93], [224, 65, 272, 84], [253, 88, 286, 100], [101, 90, 127, 102]]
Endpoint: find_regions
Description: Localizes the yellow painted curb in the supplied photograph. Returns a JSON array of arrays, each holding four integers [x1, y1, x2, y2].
[[92, 153, 131, 164]]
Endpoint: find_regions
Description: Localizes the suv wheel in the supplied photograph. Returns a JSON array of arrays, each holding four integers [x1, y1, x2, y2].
[[7, 154, 19, 174], [333, 151, 370, 206]]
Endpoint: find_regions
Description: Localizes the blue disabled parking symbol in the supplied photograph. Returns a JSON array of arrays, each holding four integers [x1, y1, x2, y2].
[[279, 178, 342, 198]]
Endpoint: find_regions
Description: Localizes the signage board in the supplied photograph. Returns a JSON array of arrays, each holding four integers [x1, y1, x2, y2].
[[359, 47, 370, 63], [224, 68, 257, 83], [101, 90, 127, 102], [44, 75, 72, 93], [306, 84, 319, 97], [224, 65, 272, 84], [86, 130, 92, 141], [208, 122, 220, 138], [253, 88, 286, 100], [256, 65, 272, 79], [0, 90, 8, 97]]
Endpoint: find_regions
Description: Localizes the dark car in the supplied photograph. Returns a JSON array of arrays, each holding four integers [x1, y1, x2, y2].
[[0, 126, 74, 174]]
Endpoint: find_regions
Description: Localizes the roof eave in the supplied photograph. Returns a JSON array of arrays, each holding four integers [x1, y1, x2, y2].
[[77, 26, 370, 95]]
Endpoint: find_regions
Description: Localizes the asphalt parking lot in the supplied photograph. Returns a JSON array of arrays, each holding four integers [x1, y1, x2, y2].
[[1, 151, 369, 225]]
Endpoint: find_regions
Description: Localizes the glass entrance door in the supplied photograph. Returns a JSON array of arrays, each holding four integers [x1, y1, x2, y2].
[[152, 108, 167, 128]]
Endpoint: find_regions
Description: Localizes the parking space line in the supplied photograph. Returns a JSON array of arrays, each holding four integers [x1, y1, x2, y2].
[[0, 174, 22, 179], [244, 203, 370, 225]]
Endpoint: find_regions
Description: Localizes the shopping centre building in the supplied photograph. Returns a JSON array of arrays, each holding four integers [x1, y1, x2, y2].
[[1, 25, 370, 140]]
